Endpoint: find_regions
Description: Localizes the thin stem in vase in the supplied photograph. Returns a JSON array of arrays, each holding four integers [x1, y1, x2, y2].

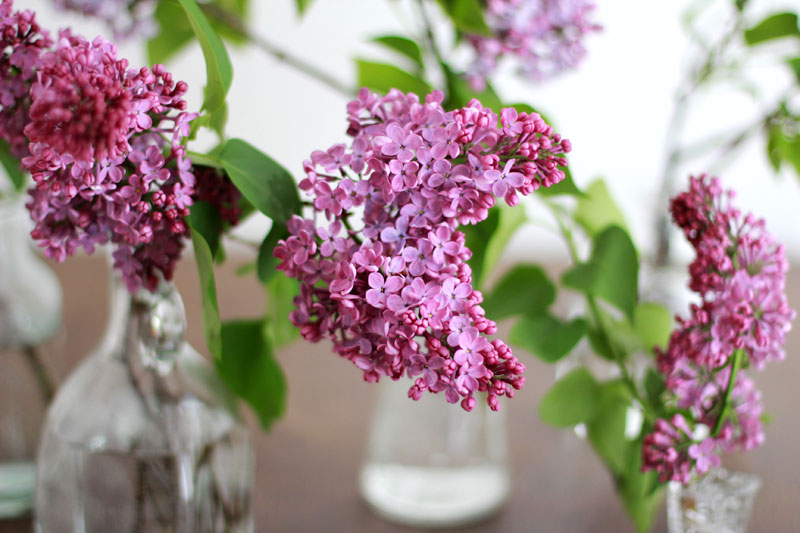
[[547, 201, 650, 416], [712, 348, 744, 436]]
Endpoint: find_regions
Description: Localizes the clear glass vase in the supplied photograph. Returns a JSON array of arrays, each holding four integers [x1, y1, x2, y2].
[[34, 276, 254, 532], [667, 468, 761, 533], [0, 198, 62, 519], [359, 378, 509, 527]]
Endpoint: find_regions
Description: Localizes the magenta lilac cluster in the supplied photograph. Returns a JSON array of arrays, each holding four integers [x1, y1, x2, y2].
[[3, 1, 199, 292], [52, 0, 155, 39], [642, 175, 794, 483], [466, 0, 601, 90], [0, 0, 52, 160], [275, 87, 571, 411]]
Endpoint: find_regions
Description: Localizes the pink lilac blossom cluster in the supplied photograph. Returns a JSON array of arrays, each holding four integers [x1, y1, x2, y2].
[[9, 10, 199, 292], [642, 174, 794, 483], [275, 87, 572, 411], [0, 0, 52, 160], [466, 0, 601, 90], [52, 0, 155, 39]]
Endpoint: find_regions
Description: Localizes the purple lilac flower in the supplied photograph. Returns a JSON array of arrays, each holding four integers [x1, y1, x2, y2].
[[642, 175, 794, 483], [0, 0, 52, 160], [465, 0, 601, 90], [52, 0, 156, 40], [4, 9, 201, 293], [275, 87, 572, 411]]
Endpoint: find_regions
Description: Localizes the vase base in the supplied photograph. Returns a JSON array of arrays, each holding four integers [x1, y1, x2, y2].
[[0, 462, 34, 518], [360, 463, 509, 528]]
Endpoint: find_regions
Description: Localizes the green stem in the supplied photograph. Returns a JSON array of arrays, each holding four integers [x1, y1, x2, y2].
[[713, 348, 744, 436], [187, 150, 223, 169], [547, 201, 650, 414]]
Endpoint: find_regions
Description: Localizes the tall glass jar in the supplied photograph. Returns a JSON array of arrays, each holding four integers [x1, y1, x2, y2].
[[360, 378, 509, 527], [0, 198, 62, 519], [35, 276, 254, 532]]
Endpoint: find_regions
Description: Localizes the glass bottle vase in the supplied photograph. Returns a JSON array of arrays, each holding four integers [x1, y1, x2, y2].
[[359, 378, 509, 527], [34, 276, 253, 532], [667, 468, 761, 533], [0, 198, 62, 519]]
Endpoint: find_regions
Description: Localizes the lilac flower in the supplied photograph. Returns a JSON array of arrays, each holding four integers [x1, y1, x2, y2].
[[12, 17, 200, 292], [643, 175, 794, 483], [465, 0, 602, 89], [365, 272, 404, 308], [275, 87, 570, 410]]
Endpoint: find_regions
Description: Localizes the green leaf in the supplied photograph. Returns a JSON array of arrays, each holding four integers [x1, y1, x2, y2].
[[587, 325, 616, 361], [479, 204, 526, 288], [483, 265, 556, 321], [537, 164, 583, 197], [766, 125, 785, 172], [562, 225, 639, 320], [644, 368, 666, 415], [573, 179, 627, 236], [442, 64, 502, 110], [257, 223, 289, 283], [208, 101, 229, 139], [788, 57, 800, 83], [187, 201, 223, 259], [510, 313, 587, 363], [147, 1, 194, 65], [356, 60, 432, 100], [633, 302, 673, 351], [295, 0, 314, 16], [781, 134, 800, 177], [190, 229, 222, 359], [618, 439, 665, 533], [461, 208, 499, 288], [0, 139, 25, 192], [218, 319, 286, 428], [177, 0, 233, 113], [265, 274, 300, 349], [437, 0, 492, 36], [539, 367, 602, 427], [586, 381, 633, 475], [744, 12, 800, 45], [371, 35, 424, 71], [218, 139, 301, 224]]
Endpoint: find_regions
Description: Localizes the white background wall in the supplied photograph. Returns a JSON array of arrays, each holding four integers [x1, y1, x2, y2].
[[26, 0, 800, 265]]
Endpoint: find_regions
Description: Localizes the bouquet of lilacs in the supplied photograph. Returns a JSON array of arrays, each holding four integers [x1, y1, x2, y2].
[[275, 87, 572, 411], [508, 172, 795, 531], [642, 175, 794, 482]]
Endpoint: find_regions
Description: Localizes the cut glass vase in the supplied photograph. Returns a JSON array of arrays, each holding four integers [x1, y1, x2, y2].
[[667, 468, 761, 533]]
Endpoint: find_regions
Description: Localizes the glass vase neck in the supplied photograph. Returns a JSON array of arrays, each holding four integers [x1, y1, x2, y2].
[[103, 273, 187, 375]]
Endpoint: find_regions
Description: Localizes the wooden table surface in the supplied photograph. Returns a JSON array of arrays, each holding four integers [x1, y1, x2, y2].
[[2, 253, 799, 533]]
